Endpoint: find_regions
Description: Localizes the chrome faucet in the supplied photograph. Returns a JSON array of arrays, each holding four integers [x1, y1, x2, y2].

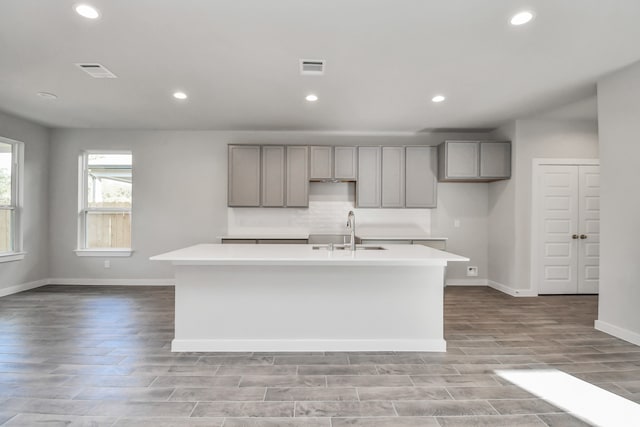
[[346, 210, 356, 251]]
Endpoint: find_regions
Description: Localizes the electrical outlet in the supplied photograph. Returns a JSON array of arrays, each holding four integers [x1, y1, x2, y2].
[[454, 219, 461, 228], [466, 266, 478, 277], [104, 260, 110, 269]]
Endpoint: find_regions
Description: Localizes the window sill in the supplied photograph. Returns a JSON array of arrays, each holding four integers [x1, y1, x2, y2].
[[0, 252, 26, 263], [74, 249, 133, 257]]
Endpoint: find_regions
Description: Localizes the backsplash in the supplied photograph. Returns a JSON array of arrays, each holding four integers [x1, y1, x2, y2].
[[227, 183, 431, 236]]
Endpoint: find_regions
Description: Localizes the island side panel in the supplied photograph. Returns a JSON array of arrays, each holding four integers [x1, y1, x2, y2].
[[172, 264, 445, 352]]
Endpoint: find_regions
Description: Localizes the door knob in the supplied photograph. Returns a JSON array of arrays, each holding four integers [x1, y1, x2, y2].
[[580, 234, 587, 239], [572, 234, 579, 239]]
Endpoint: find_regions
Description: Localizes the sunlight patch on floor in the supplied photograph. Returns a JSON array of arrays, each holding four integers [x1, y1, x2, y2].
[[496, 369, 640, 427]]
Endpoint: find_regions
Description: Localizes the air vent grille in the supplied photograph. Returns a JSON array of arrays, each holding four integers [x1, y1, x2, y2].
[[76, 63, 117, 78], [300, 59, 325, 75]]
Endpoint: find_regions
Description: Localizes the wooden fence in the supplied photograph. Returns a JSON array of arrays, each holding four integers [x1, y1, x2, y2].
[[87, 212, 131, 248], [0, 209, 9, 252]]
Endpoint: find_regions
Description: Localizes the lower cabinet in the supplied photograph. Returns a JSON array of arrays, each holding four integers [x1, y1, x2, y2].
[[412, 239, 447, 251], [361, 239, 447, 250], [221, 238, 308, 244], [257, 239, 308, 244]]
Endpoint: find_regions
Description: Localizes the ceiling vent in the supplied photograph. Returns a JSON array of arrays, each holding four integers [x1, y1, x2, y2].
[[300, 59, 325, 76], [75, 63, 117, 78]]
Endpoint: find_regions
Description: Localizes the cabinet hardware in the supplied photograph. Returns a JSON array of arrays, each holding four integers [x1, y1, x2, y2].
[[580, 234, 587, 239], [572, 234, 579, 239]]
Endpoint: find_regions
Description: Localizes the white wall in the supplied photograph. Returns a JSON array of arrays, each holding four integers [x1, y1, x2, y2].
[[433, 182, 488, 283], [489, 119, 599, 293], [0, 111, 50, 293], [48, 129, 491, 281], [595, 59, 640, 345], [488, 122, 517, 289], [48, 130, 229, 280]]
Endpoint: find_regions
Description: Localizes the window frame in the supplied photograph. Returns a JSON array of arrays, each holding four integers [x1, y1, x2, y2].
[[0, 136, 25, 263], [75, 150, 133, 257]]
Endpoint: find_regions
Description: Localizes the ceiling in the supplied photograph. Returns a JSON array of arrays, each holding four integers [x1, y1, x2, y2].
[[0, 0, 639, 131]]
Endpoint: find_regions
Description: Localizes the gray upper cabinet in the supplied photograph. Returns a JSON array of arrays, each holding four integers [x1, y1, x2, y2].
[[286, 146, 309, 207], [405, 146, 437, 208], [309, 146, 333, 180], [334, 146, 357, 180], [440, 141, 478, 179], [480, 142, 511, 179], [438, 140, 511, 182], [357, 147, 382, 208], [310, 146, 357, 181], [261, 146, 285, 207], [381, 147, 405, 208], [228, 145, 261, 207]]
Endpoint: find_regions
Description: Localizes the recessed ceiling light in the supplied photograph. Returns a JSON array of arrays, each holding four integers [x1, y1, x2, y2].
[[306, 94, 318, 102], [432, 95, 446, 103], [173, 91, 188, 100], [37, 92, 58, 100], [510, 11, 534, 26], [75, 4, 100, 19]]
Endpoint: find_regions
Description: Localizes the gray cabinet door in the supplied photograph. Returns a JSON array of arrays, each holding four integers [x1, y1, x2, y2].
[[480, 142, 511, 179], [334, 146, 357, 180], [257, 239, 308, 244], [440, 141, 479, 180], [406, 146, 437, 208], [228, 145, 261, 207], [357, 147, 382, 208], [261, 146, 285, 207], [286, 146, 309, 207], [381, 147, 405, 208], [309, 146, 333, 180], [221, 239, 258, 244], [412, 240, 447, 250]]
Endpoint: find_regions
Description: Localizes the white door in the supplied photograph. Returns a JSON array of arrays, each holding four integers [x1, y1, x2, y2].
[[578, 166, 600, 293], [537, 164, 600, 294]]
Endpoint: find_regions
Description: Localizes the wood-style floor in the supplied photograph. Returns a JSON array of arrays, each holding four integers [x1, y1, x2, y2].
[[0, 285, 638, 426]]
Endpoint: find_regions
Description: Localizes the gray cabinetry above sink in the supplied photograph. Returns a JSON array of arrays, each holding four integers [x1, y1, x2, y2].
[[310, 146, 357, 181]]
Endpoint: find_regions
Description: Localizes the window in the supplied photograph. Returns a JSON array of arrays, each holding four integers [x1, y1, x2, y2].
[[76, 152, 132, 256], [0, 137, 24, 261]]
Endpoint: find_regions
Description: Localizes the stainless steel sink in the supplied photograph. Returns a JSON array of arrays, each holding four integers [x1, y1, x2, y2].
[[312, 245, 386, 251]]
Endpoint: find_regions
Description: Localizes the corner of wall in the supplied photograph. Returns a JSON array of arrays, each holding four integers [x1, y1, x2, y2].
[[0, 111, 52, 292]]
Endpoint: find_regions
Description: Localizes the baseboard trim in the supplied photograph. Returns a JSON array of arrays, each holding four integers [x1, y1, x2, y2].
[[48, 278, 174, 286], [172, 338, 447, 353], [488, 280, 537, 297], [446, 278, 488, 286], [595, 320, 640, 347], [0, 279, 50, 298]]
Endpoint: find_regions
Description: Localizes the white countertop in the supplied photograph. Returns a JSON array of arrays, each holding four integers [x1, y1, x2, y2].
[[357, 233, 447, 241], [151, 243, 469, 266], [218, 233, 447, 241], [219, 234, 309, 240]]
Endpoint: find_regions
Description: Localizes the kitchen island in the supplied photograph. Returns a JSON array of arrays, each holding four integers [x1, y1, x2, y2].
[[151, 243, 468, 352]]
